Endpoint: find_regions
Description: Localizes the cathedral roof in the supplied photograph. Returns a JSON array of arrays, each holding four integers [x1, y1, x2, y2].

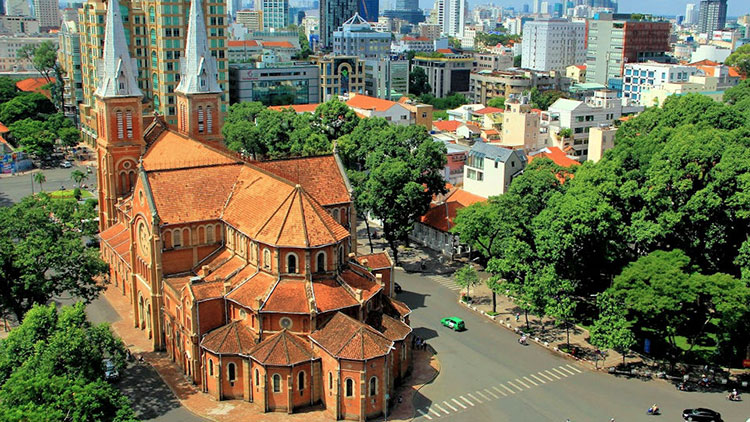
[[226, 271, 278, 311], [141, 130, 239, 171], [201, 322, 257, 355], [254, 155, 351, 207], [175, 0, 221, 95], [374, 314, 411, 342], [261, 279, 311, 314], [312, 278, 359, 313], [310, 312, 393, 361], [247, 330, 315, 366], [95, 0, 141, 98]]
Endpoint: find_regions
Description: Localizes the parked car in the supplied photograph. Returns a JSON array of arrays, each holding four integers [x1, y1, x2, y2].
[[682, 408, 722, 422], [440, 317, 465, 331], [61, 161, 72, 168], [394, 282, 402, 294], [103, 358, 119, 381]]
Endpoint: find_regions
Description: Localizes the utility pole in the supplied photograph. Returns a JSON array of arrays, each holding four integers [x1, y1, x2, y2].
[[31, 173, 34, 195]]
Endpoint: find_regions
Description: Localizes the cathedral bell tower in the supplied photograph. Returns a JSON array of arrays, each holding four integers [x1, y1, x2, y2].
[[175, 0, 223, 145], [95, 0, 144, 231]]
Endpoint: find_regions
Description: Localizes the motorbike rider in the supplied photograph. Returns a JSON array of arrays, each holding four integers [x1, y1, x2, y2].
[[729, 389, 740, 400], [649, 404, 659, 414]]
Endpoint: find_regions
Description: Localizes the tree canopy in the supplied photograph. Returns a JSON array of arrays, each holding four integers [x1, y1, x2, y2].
[[724, 44, 750, 77], [409, 66, 431, 97]]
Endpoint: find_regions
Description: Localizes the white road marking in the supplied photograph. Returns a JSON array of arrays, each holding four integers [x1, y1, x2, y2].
[[467, 393, 482, 403], [484, 388, 499, 399], [476, 390, 491, 401], [417, 409, 433, 420], [566, 364, 583, 373], [507, 381, 524, 391], [552, 368, 569, 378], [429, 407, 442, 417], [492, 386, 508, 397], [545, 370, 561, 380], [443, 401, 458, 412], [452, 398, 467, 409], [460, 396, 475, 406], [530, 374, 547, 384], [434, 404, 450, 415], [515, 378, 532, 389], [558, 366, 576, 376], [499, 384, 516, 394], [523, 376, 538, 386], [538, 371, 555, 381]]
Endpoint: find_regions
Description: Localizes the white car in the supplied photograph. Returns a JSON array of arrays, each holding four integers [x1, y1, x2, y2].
[[61, 161, 72, 168], [103, 359, 119, 381]]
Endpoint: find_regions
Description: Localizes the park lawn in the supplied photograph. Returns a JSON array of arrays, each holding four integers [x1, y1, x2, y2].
[[48, 189, 94, 199], [674, 333, 718, 353]]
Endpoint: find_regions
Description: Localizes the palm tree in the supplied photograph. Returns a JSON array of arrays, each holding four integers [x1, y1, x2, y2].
[[70, 169, 87, 187], [33, 172, 46, 191]]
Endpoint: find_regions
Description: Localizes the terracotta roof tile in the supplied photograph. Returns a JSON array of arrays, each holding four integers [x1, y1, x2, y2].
[[436, 48, 454, 54], [473, 107, 503, 115], [196, 249, 233, 273], [99, 221, 128, 242], [419, 189, 485, 232], [0, 122, 8, 133], [339, 269, 381, 302], [432, 120, 461, 132], [15, 77, 54, 93], [260, 41, 294, 48], [254, 155, 351, 206], [142, 130, 239, 171], [528, 146, 580, 168], [384, 297, 411, 318], [204, 256, 247, 282], [228, 40, 259, 47], [312, 278, 358, 313], [247, 329, 315, 365], [262, 278, 310, 313], [164, 276, 191, 295], [375, 314, 411, 341], [200, 321, 257, 355], [147, 164, 241, 225], [355, 252, 392, 270], [227, 271, 277, 310], [190, 280, 224, 301], [310, 312, 392, 360], [346, 94, 397, 112]]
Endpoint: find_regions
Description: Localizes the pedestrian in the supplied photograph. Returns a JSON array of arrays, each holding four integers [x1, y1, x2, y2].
[[515, 312, 520, 322], [125, 349, 131, 361]]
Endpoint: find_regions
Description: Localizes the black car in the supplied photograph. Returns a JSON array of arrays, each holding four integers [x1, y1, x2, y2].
[[394, 282, 402, 294], [683, 408, 722, 422]]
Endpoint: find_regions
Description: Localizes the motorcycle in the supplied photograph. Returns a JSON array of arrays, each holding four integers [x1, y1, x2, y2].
[[727, 393, 742, 402], [518, 336, 528, 345], [646, 407, 660, 416]]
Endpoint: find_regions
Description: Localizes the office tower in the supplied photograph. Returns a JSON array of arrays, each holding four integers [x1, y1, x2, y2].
[[532, 0, 541, 14], [76, 0, 229, 143], [540, 1, 549, 14], [261, 0, 289, 29], [435, 0, 466, 37], [5, 0, 31, 16], [553, 2, 563, 17], [585, 13, 670, 86], [521, 19, 586, 72], [33, 0, 59, 28], [685, 3, 697, 25], [358, 0, 378, 22], [333, 13, 390, 59], [320, 0, 358, 48], [698, 0, 727, 34], [237, 9, 264, 31], [229, 0, 242, 18], [522, 4, 529, 13]]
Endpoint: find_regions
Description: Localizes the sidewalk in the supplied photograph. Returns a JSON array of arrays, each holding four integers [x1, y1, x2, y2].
[[101, 282, 438, 422]]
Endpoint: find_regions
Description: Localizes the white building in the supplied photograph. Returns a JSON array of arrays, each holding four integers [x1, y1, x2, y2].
[[691, 44, 731, 63], [434, 0, 466, 37], [4, 0, 31, 17], [391, 36, 448, 53], [0, 34, 58, 72], [32, 0, 59, 28], [333, 14, 391, 59], [622, 62, 700, 104], [521, 19, 586, 73], [685, 4, 697, 26], [260, 0, 289, 30], [463, 141, 527, 198], [345, 93, 413, 125]]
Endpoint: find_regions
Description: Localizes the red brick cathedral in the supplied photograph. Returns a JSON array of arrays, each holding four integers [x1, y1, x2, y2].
[[95, 0, 413, 419]]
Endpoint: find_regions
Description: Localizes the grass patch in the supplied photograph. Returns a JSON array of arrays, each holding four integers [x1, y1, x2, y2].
[[48, 189, 93, 199], [486, 311, 499, 316], [674, 334, 718, 353], [433, 110, 449, 120]]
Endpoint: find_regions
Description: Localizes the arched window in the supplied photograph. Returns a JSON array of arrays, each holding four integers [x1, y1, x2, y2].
[[208, 359, 214, 376], [150, 28, 156, 46], [152, 73, 159, 91], [263, 249, 271, 270], [345, 378, 354, 397], [227, 362, 236, 382], [255, 368, 259, 386], [272, 374, 281, 393], [338, 245, 344, 265], [149, 6, 155, 23], [369, 376, 377, 396], [298, 371, 305, 390], [287, 254, 297, 274], [333, 208, 340, 222], [316, 252, 326, 272], [173, 230, 182, 248], [197, 106, 204, 133], [151, 50, 157, 69], [206, 225, 215, 243], [206, 105, 213, 133], [328, 372, 333, 390]]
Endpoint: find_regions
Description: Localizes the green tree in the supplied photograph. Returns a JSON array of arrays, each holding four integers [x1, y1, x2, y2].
[[314, 98, 360, 141], [0, 93, 56, 125], [295, 27, 312, 59], [513, 55, 522, 67], [0, 195, 108, 321], [59, 126, 81, 147], [71, 169, 87, 187], [33, 172, 46, 191], [724, 44, 750, 77], [454, 264, 480, 298], [448, 37, 461, 49], [589, 291, 636, 365], [529, 87, 566, 110], [474, 32, 521, 48], [0, 77, 18, 103], [409, 66, 431, 97], [485, 275, 502, 313], [486, 97, 505, 109], [16, 41, 57, 84]]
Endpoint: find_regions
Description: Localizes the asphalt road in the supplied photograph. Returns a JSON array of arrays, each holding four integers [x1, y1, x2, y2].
[[395, 269, 749, 422], [0, 164, 97, 207]]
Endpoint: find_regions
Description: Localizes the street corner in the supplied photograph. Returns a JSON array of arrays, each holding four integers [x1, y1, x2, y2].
[[388, 349, 441, 421]]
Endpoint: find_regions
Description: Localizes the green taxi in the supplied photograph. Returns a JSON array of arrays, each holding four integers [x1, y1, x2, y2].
[[440, 317, 465, 331]]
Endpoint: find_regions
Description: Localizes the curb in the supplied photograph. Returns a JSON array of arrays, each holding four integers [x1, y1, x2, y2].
[[458, 299, 607, 370], [408, 352, 441, 422]]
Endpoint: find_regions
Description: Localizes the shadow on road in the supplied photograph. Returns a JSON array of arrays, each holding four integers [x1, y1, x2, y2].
[[397, 289, 429, 310], [118, 362, 184, 420], [0, 191, 11, 207]]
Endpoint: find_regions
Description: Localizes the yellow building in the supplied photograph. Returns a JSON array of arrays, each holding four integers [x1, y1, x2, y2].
[[565, 64, 587, 83], [587, 126, 616, 163], [640, 75, 724, 107], [500, 98, 539, 150], [310, 55, 365, 101], [78, 0, 228, 143]]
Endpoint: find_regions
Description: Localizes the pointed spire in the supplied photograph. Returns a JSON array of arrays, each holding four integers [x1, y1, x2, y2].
[[95, 0, 142, 98], [176, 0, 221, 95]]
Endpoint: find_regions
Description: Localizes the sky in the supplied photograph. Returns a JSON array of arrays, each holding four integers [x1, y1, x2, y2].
[[415, 0, 747, 18]]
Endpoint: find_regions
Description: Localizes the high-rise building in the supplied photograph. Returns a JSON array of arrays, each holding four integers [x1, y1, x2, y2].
[[33, 0, 59, 28], [58, 19, 83, 121], [333, 13, 391, 59], [5, 0, 31, 16], [358, 0, 378, 22], [77, 0, 229, 143], [521, 19, 586, 72], [311, 55, 365, 99], [698, 0, 727, 34], [532, 0, 541, 14], [237, 9, 264, 31], [261, 0, 289, 30], [320, 0, 358, 48], [364, 58, 409, 100], [435, 0, 466, 37], [685, 4, 697, 25], [228, 0, 242, 18], [585, 13, 670, 87]]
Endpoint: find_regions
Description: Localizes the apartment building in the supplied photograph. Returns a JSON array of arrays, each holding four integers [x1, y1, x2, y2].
[[391, 36, 449, 53], [501, 97, 539, 150], [698, 0, 727, 34], [472, 52, 513, 72], [236, 9, 263, 32], [622, 62, 700, 104], [320, 0, 358, 48], [521, 19, 586, 72], [33, 0, 59, 29], [58, 20, 83, 121], [463, 141, 527, 198], [469, 69, 570, 104], [411, 52, 473, 98], [565, 64, 587, 83], [261, 0, 288, 30]]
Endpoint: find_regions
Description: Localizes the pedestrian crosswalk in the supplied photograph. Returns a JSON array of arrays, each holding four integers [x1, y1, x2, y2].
[[414, 364, 584, 420], [431, 276, 462, 291]]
